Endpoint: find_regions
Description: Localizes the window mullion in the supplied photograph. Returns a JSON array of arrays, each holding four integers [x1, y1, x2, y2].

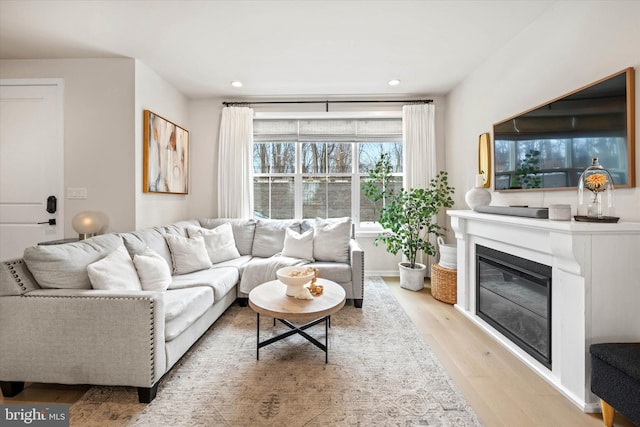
[[295, 141, 303, 219], [352, 142, 360, 225]]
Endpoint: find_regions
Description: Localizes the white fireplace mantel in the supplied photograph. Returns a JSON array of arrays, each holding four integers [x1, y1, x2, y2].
[[447, 210, 640, 412]]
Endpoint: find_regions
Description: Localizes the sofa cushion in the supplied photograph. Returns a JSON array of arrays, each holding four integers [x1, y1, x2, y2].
[[212, 254, 252, 271], [165, 234, 212, 275], [282, 228, 314, 261], [308, 261, 352, 284], [164, 287, 214, 341], [163, 219, 201, 237], [87, 244, 142, 291], [187, 223, 241, 264], [133, 247, 172, 291], [169, 266, 239, 301], [198, 218, 256, 256], [0, 259, 41, 296], [120, 227, 173, 268], [312, 217, 351, 263], [252, 219, 301, 258], [23, 233, 123, 289]]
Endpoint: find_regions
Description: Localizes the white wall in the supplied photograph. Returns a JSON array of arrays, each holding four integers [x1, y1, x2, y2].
[[134, 60, 190, 229], [187, 98, 224, 220], [0, 58, 136, 236], [445, 1, 640, 234]]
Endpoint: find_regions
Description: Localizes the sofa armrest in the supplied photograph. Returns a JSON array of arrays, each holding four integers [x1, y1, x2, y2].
[[350, 239, 364, 301], [0, 289, 166, 389]]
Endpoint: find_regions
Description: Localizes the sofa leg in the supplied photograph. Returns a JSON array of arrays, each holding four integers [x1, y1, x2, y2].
[[600, 399, 615, 427], [237, 298, 248, 307], [0, 381, 25, 397], [354, 299, 363, 308], [138, 384, 158, 403]]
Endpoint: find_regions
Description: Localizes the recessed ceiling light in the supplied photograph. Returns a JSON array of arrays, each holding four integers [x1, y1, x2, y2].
[[388, 79, 401, 86], [231, 81, 243, 88]]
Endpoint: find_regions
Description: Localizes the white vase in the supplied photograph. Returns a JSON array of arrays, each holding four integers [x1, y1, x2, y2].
[[399, 262, 426, 291], [465, 186, 491, 210]]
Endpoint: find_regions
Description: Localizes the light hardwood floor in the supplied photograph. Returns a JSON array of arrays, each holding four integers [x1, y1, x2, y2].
[[385, 276, 635, 427], [1, 278, 635, 426]]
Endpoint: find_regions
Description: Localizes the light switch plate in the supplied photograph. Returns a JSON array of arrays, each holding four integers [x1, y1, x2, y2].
[[67, 187, 87, 199]]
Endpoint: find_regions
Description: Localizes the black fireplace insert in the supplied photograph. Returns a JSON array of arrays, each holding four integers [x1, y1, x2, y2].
[[476, 245, 552, 369]]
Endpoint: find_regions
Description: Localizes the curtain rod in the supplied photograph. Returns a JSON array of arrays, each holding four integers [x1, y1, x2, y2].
[[222, 99, 433, 112]]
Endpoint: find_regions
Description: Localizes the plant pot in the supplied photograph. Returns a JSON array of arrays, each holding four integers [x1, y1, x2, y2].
[[399, 262, 426, 291], [437, 236, 457, 270]]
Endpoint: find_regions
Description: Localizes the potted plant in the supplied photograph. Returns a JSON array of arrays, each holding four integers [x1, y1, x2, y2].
[[362, 153, 455, 290]]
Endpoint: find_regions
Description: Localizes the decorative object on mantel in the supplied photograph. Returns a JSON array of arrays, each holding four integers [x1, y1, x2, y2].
[[465, 173, 491, 209], [548, 204, 571, 221], [577, 157, 618, 222], [437, 236, 457, 270], [474, 205, 548, 218], [361, 153, 454, 291], [478, 132, 491, 188]]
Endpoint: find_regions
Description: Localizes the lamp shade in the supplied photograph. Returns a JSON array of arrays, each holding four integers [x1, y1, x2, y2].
[[72, 211, 103, 239]]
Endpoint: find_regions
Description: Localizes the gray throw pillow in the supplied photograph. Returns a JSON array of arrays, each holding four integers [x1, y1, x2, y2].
[[252, 219, 301, 258], [313, 217, 351, 263]]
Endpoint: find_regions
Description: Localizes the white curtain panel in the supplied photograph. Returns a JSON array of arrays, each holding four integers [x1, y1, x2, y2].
[[217, 107, 254, 218], [402, 103, 436, 189], [402, 103, 437, 271]]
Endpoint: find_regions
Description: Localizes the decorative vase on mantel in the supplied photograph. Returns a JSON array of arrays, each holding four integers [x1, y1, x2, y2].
[[465, 174, 491, 210], [577, 157, 616, 219]]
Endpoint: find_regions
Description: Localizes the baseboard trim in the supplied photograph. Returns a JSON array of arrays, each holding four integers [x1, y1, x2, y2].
[[366, 270, 399, 277]]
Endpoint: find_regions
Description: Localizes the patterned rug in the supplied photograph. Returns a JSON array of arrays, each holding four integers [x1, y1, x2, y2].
[[71, 277, 482, 426]]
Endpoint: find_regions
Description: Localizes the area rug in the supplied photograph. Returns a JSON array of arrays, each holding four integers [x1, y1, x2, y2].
[[70, 277, 482, 426]]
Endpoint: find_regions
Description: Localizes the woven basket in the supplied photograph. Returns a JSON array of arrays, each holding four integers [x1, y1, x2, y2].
[[431, 263, 457, 304]]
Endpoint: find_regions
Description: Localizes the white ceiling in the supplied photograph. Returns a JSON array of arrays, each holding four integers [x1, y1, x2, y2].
[[0, 0, 557, 99]]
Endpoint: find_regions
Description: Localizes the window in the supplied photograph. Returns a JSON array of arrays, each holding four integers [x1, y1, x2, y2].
[[253, 117, 402, 227]]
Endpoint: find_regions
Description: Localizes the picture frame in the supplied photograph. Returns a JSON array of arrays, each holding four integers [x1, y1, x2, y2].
[[143, 110, 189, 194]]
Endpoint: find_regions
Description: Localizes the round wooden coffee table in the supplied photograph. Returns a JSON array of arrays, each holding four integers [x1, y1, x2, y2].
[[248, 278, 346, 363]]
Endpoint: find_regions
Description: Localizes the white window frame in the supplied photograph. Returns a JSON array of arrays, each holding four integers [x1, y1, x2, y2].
[[253, 111, 402, 233]]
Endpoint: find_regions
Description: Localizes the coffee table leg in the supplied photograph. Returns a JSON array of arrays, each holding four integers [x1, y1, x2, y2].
[[256, 312, 260, 360], [325, 315, 329, 364]]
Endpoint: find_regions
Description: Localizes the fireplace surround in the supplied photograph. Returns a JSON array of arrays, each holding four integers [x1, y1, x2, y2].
[[448, 210, 640, 412]]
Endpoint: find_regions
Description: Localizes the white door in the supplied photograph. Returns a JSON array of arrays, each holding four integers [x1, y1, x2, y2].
[[0, 80, 64, 260]]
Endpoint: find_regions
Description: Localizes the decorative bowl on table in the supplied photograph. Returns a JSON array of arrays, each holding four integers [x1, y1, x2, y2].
[[277, 266, 315, 297]]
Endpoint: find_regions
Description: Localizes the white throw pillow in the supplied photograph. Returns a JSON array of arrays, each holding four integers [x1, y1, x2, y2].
[[165, 234, 212, 275], [282, 228, 314, 261], [87, 244, 142, 291], [187, 223, 241, 264], [133, 247, 172, 291], [313, 217, 351, 263]]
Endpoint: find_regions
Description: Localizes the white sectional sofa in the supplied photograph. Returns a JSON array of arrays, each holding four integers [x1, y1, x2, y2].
[[0, 217, 364, 403]]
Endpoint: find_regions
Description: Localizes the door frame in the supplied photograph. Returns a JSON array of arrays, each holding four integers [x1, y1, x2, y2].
[[0, 78, 65, 242]]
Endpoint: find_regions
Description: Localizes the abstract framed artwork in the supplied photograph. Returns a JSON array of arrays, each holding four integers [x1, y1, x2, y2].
[[143, 110, 189, 194]]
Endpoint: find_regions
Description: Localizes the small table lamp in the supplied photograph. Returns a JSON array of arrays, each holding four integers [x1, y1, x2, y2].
[[72, 211, 104, 240]]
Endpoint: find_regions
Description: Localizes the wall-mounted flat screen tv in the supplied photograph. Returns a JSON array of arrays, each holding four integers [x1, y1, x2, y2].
[[493, 67, 635, 191]]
